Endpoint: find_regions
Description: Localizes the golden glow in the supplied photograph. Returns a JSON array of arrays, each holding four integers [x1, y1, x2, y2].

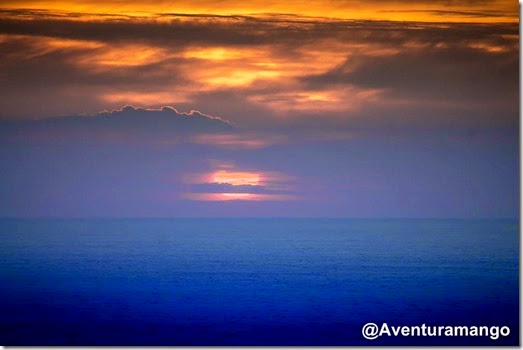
[[102, 92, 188, 105], [0, 35, 103, 60], [468, 42, 509, 53], [184, 47, 248, 61], [0, 1, 518, 23], [179, 43, 350, 92], [202, 69, 281, 88], [81, 45, 172, 67], [247, 87, 384, 114], [213, 170, 260, 186]]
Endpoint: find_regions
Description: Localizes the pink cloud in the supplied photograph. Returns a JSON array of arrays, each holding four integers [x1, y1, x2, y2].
[[190, 133, 286, 149]]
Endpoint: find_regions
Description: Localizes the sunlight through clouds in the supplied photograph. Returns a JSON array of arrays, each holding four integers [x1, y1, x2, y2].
[[183, 167, 297, 201]]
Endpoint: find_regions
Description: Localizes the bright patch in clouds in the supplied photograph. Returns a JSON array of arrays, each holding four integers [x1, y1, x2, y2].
[[184, 167, 296, 201], [213, 170, 260, 186]]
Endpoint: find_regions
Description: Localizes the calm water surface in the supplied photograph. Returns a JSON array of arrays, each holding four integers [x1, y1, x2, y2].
[[0, 218, 518, 345]]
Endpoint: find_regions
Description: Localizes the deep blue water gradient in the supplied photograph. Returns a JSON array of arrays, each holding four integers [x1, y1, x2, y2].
[[0, 218, 518, 345]]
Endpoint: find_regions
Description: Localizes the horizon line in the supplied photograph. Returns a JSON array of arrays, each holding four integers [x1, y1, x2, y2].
[[0, 216, 518, 220]]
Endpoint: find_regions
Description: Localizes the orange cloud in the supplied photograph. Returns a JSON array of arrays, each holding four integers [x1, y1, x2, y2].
[[0, 1, 517, 23], [102, 92, 189, 106]]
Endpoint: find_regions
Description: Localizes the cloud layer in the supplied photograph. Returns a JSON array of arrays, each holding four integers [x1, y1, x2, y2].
[[0, 105, 234, 145], [0, 8, 518, 130]]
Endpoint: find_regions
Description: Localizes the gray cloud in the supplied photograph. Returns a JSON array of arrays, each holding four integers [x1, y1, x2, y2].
[[189, 183, 291, 195], [301, 39, 517, 127], [0, 105, 234, 145], [0, 10, 517, 48]]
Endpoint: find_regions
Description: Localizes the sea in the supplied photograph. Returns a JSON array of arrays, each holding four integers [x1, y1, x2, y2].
[[0, 218, 518, 345]]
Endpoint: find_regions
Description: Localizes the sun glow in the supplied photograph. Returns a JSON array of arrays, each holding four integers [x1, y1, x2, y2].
[[183, 168, 296, 201], [213, 170, 260, 186], [221, 193, 253, 199]]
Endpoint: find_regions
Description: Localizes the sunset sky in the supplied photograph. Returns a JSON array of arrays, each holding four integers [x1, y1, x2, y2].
[[0, 0, 518, 217]]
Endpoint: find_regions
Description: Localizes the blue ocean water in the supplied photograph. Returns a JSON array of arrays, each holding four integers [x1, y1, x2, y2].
[[0, 218, 518, 345]]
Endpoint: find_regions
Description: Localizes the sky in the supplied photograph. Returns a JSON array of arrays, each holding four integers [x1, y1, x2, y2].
[[0, 0, 519, 217]]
